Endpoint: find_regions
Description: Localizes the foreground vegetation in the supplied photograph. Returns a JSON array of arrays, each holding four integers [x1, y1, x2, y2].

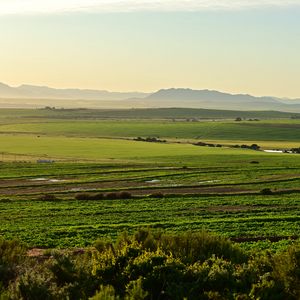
[[0, 229, 299, 300]]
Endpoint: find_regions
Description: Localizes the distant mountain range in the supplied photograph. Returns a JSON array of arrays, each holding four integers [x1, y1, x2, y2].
[[0, 82, 149, 101], [0, 82, 300, 112], [139, 88, 300, 112]]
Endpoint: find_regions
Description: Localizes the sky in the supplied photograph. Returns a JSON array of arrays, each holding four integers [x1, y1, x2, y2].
[[0, 0, 300, 98]]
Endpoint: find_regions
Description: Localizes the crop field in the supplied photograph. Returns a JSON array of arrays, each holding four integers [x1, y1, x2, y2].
[[0, 108, 299, 251], [0, 161, 299, 250]]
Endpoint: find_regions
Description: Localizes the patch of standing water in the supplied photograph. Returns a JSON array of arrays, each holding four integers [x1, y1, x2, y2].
[[264, 150, 284, 153], [30, 178, 65, 182], [48, 179, 65, 182], [30, 178, 47, 181], [70, 188, 97, 192], [145, 179, 161, 183], [198, 180, 220, 184]]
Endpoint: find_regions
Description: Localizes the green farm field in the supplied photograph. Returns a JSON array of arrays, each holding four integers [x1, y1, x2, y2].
[[0, 108, 299, 251], [1, 118, 300, 143], [0, 107, 299, 121], [0, 160, 299, 250], [0, 108, 300, 150]]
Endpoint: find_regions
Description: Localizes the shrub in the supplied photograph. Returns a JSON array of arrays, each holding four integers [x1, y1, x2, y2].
[[1, 231, 299, 300], [134, 228, 159, 251], [250, 273, 287, 300], [75, 193, 92, 200], [250, 144, 260, 151], [90, 285, 120, 300], [132, 229, 247, 264], [94, 239, 112, 252], [158, 231, 248, 264], [261, 188, 273, 195], [105, 192, 119, 200], [118, 192, 132, 199], [150, 192, 164, 198], [271, 244, 300, 299], [0, 198, 12, 203], [75, 193, 104, 200], [38, 194, 59, 201], [76, 192, 132, 200], [90, 193, 105, 200], [0, 239, 26, 288], [125, 277, 148, 300], [17, 272, 52, 300]]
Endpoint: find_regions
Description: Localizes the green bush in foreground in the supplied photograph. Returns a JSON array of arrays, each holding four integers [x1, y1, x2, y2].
[[0, 230, 299, 299], [0, 239, 26, 290]]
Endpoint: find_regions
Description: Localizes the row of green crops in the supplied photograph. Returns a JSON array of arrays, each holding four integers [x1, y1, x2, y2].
[[0, 193, 299, 249]]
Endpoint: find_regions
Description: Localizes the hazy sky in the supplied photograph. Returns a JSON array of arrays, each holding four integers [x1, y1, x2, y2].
[[1, 0, 300, 97]]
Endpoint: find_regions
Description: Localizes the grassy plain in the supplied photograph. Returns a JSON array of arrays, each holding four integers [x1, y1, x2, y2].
[[1, 119, 300, 143], [0, 134, 291, 164], [0, 108, 299, 250]]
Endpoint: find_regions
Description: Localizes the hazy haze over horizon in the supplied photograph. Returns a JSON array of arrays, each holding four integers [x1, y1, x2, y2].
[[1, 0, 299, 98]]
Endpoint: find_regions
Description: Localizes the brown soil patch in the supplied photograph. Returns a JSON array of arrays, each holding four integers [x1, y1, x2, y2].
[[0, 180, 152, 195], [0, 181, 258, 196], [27, 248, 87, 257], [27, 248, 45, 257]]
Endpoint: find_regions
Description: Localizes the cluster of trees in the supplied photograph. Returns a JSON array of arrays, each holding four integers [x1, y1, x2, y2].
[[194, 142, 222, 148], [75, 192, 132, 200], [231, 144, 261, 151], [43, 106, 56, 110], [235, 117, 260, 122], [39, 192, 168, 202], [134, 137, 166, 143], [0, 229, 299, 299], [193, 142, 261, 151], [289, 147, 300, 154], [247, 118, 260, 122]]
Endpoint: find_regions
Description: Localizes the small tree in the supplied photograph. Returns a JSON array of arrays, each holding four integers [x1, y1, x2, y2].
[[250, 144, 260, 151]]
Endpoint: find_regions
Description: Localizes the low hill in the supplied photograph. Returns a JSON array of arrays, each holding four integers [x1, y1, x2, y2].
[[140, 88, 300, 112]]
